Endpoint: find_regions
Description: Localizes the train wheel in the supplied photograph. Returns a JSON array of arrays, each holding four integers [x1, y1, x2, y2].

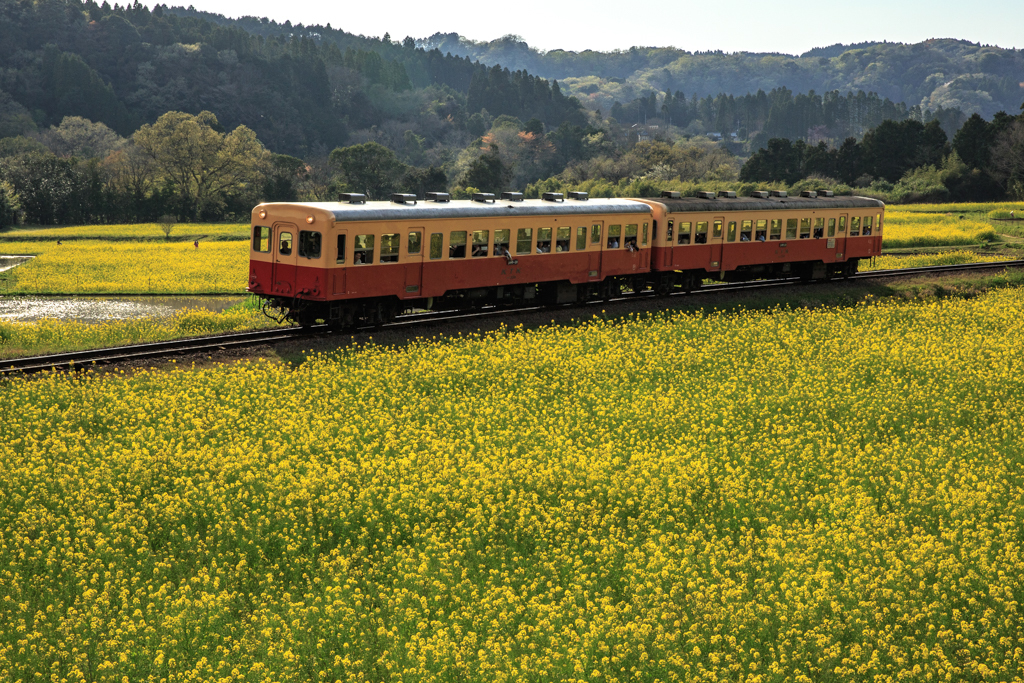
[[602, 279, 622, 301], [655, 273, 675, 296]]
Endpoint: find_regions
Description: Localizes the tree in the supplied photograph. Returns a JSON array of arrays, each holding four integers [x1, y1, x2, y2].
[[158, 214, 175, 239], [328, 142, 408, 199], [460, 144, 512, 193], [739, 138, 806, 184], [952, 113, 995, 169], [0, 179, 20, 228], [133, 111, 270, 220], [991, 119, 1024, 199], [41, 116, 125, 160], [860, 119, 947, 183]]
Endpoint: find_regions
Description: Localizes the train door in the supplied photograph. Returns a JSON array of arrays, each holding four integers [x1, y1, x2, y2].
[[404, 228, 424, 297], [835, 214, 848, 261], [333, 229, 348, 295], [588, 221, 603, 280], [271, 222, 299, 296], [710, 216, 725, 272]]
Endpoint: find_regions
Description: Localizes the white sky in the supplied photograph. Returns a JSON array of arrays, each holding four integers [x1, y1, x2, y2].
[[174, 0, 1021, 54]]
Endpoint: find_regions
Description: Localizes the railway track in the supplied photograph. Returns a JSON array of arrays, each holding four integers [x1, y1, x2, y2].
[[4, 258, 1024, 376]]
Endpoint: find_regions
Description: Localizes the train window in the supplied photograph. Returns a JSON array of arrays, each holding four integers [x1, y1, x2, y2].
[[827, 218, 836, 237], [625, 224, 638, 250], [839, 216, 847, 233], [667, 220, 674, 241], [813, 218, 824, 238], [299, 230, 321, 258], [799, 218, 811, 239], [713, 220, 723, 239], [756, 219, 767, 242], [336, 234, 346, 263], [850, 217, 861, 236], [576, 226, 587, 251], [253, 226, 271, 252], [642, 223, 648, 246], [770, 219, 782, 240], [472, 230, 489, 257], [727, 222, 736, 242], [607, 224, 621, 248], [863, 216, 873, 236], [694, 222, 707, 244], [353, 234, 374, 264], [449, 230, 467, 258], [408, 231, 421, 255], [876, 213, 882, 234], [741, 220, 752, 242], [495, 229, 510, 256], [678, 222, 691, 245], [278, 231, 293, 255], [537, 227, 552, 253], [430, 233, 443, 259], [556, 227, 571, 252], [591, 224, 602, 244], [516, 228, 533, 254], [786, 219, 797, 239], [380, 233, 400, 263]]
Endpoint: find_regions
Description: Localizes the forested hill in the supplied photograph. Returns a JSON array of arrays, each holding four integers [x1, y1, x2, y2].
[[420, 33, 1024, 121], [0, 0, 585, 155]]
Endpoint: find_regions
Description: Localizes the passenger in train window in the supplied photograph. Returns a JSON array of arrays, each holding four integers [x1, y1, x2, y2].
[[667, 220, 674, 240], [770, 219, 782, 240], [813, 218, 824, 238], [827, 218, 836, 237], [354, 234, 374, 263], [695, 222, 708, 244], [556, 227, 571, 252], [495, 229, 511, 256], [516, 228, 533, 254], [407, 232, 421, 254], [537, 227, 552, 253], [279, 231, 293, 255], [741, 220, 752, 242], [472, 230, 489, 256], [800, 218, 811, 239], [863, 216, 873, 236], [786, 219, 798, 239], [449, 230, 467, 258], [379, 233, 400, 262], [678, 222, 691, 245], [625, 224, 638, 250], [608, 225, 621, 248]]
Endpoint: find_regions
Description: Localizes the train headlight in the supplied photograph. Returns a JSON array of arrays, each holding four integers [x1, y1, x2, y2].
[[258, 209, 267, 219], [306, 215, 315, 224]]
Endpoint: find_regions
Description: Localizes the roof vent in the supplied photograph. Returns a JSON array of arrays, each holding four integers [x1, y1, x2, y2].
[[542, 192, 564, 202], [800, 190, 817, 198], [717, 190, 737, 198], [472, 193, 496, 203], [696, 191, 716, 199], [425, 191, 450, 203], [769, 190, 788, 198], [661, 190, 681, 199], [391, 193, 417, 204], [568, 191, 588, 201], [817, 189, 834, 197], [340, 192, 366, 204], [750, 191, 769, 199], [501, 192, 524, 201]]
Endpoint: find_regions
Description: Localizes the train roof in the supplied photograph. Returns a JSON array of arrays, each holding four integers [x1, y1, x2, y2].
[[284, 198, 653, 223], [651, 195, 885, 212]]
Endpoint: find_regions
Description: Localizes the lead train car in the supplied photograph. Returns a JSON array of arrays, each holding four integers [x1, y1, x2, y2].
[[248, 194, 884, 327]]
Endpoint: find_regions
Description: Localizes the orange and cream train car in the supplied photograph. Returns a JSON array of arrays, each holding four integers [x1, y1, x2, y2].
[[247, 190, 884, 327]]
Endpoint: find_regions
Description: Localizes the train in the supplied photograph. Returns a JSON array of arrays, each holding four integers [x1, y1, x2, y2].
[[247, 190, 885, 327]]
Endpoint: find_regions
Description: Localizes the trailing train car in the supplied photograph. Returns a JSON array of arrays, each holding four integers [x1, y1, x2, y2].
[[248, 190, 884, 327]]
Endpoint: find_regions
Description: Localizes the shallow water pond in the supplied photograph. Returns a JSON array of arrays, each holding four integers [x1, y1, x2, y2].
[[0, 295, 246, 322]]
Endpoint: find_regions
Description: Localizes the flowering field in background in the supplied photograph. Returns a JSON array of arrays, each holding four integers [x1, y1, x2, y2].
[[2, 289, 1023, 682], [894, 201, 1023, 214], [1, 223, 249, 241], [0, 240, 249, 294], [882, 211, 997, 248], [860, 249, 1009, 271]]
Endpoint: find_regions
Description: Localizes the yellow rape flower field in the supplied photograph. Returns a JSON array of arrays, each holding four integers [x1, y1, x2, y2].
[[2, 223, 249, 241], [2, 288, 1024, 682], [881, 211, 997, 249]]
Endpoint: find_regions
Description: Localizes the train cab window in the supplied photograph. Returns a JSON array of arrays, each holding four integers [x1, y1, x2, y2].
[[495, 229, 511, 256], [770, 219, 782, 240], [380, 233, 400, 263], [516, 228, 533, 254], [299, 230, 322, 259], [713, 220, 723, 239], [353, 234, 374, 264], [863, 216, 873, 236], [799, 218, 811, 239], [408, 231, 422, 255], [667, 220, 674, 241], [756, 219, 767, 241], [336, 234, 346, 264], [813, 218, 824, 239], [429, 233, 443, 259], [576, 226, 587, 251], [537, 227, 552, 253], [279, 231, 293, 255], [472, 230, 489, 257], [827, 218, 836, 237], [642, 223, 649, 246], [786, 219, 797, 239], [850, 217, 861, 236], [449, 230, 467, 258], [694, 222, 708, 244], [591, 224, 602, 244], [727, 222, 736, 242], [741, 220, 752, 242], [607, 224, 621, 248], [839, 216, 847, 233], [678, 222, 691, 245], [876, 213, 882, 234], [556, 227, 571, 252], [253, 226, 271, 252], [625, 224, 638, 250]]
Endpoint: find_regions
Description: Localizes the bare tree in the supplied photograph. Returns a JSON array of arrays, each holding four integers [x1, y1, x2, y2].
[[158, 214, 175, 239]]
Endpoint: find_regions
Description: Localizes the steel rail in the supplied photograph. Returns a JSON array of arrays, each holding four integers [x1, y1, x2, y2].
[[4, 258, 1023, 376]]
